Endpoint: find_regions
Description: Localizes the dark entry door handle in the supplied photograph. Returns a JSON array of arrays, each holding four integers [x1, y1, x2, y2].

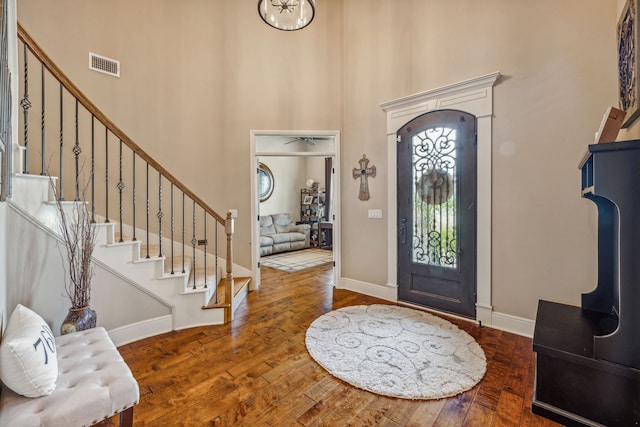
[[400, 217, 407, 244]]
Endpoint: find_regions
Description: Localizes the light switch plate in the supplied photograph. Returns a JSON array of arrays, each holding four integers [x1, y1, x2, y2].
[[368, 209, 383, 219]]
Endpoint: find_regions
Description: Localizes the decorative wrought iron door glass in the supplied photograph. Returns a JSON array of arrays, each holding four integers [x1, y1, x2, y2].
[[412, 127, 457, 268]]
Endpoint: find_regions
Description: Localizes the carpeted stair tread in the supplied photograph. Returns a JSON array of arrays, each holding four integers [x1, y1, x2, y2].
[[189, 266, 217, 282], [114, 232, 133, 242], [162, 256, 192, 274]]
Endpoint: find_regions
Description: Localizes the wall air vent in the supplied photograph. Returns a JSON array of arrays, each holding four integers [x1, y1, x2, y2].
[[89, 52, 120, 77]]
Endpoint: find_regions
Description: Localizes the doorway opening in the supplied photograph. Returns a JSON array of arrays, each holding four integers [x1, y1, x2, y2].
[[250, 131, 340, 290]]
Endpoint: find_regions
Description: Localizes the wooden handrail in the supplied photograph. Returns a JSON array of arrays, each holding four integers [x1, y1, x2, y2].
[[17, 23, 225, 224]]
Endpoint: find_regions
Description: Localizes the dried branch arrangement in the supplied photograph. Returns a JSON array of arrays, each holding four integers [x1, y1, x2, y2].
[[49, 178, 97, 309]]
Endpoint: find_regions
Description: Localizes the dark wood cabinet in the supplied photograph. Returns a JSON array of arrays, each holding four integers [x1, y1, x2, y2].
[[318, 222, 332, 249], [532, 140, 640, 426]]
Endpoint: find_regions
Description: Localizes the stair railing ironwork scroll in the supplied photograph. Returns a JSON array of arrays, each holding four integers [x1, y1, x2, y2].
[[17, 23, 234, 314]]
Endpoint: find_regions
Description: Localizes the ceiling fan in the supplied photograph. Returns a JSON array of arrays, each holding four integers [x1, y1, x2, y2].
[[283, 136, 332, 145]]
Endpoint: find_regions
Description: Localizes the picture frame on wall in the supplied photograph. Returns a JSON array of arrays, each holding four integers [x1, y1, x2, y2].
[[618, 0, 640, 128], [258, 162, 274, 202]]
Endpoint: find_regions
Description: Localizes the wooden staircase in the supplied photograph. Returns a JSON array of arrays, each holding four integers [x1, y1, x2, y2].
[[137, 241, 253, 322], [11, 173, 251, 333], [7, 24, 253, 338]]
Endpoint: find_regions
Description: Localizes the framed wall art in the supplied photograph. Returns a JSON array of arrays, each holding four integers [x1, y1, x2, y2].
[[258, 162, 274, 202], [618, 0, 640, 128]]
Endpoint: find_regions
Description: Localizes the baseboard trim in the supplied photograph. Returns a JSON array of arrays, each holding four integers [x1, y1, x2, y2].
[[476, 303, 493, 326], [108, 315, 173, 346], [338, 277, 535, 337], [489, 310, 535, 337], [339, 277, 398, 302]]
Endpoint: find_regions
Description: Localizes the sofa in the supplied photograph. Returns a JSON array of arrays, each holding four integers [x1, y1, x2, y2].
[[260, 213, 311, 256]]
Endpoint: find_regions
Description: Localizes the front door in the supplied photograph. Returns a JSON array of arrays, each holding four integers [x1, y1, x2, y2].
[[397, 110, 477, 318]]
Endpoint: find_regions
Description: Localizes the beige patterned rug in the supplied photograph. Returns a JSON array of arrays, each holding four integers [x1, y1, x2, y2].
[[261, 248, 333, 272], [305, 304, 486, 400]]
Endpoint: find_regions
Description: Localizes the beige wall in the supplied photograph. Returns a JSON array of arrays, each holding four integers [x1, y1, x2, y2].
[[17, 0, 619, 322], [259, 155, 327, 220], [258, 156, 305, 218], [342, 0, 618, 319], [17, 0, 343, 262]]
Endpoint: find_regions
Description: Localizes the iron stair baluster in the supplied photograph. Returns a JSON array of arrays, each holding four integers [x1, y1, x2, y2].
[[191, 200, 198, 289], [132, 152, 136, 241], [21, 44, 29, 174], [203, 211, 207, 289], [214, 222, 218, 304], [90, 115, 95, 223], [40, 63, 44, 175], [145, 162, 149, 258], [192, 200, 196, 290], [182, 192, 185, 274], [170, 183, 174, 275], [104, 127, 109, 223], [74, 99, 80, 201], [58, 83, 64, 200], [157, 172, 162, 258], [118, 140, 124, 242]]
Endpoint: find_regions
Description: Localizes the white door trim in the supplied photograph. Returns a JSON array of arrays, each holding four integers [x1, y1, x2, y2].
[[380, 71, 500, 326], [250, 130, 341, 290]]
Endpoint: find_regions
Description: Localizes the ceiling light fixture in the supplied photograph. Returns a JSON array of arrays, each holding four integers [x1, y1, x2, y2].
[[258, 0, 315, 31]]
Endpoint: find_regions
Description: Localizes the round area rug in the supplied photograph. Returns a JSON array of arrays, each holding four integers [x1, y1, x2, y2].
[[305, 304, 486, 400]]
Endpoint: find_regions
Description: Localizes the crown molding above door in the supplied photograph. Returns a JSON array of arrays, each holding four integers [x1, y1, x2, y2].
[[380, 72, 501, 328]]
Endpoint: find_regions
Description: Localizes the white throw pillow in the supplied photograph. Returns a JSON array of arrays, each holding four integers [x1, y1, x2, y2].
[[0, 304, 58, 397]]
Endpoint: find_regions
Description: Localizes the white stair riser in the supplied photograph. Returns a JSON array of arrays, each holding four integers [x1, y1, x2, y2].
[[11, 175, 56, 217], [94, 242, 142, 267], [94, 243, 210, 295], [173, 297, 225, 329], [93, 222, 115, 246], [158, 272, 191, 290]]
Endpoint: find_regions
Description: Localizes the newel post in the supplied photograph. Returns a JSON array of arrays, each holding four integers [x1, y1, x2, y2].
[[225, 211, 234, 306]]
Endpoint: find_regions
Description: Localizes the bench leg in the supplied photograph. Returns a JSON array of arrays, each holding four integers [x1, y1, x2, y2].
[[119, 407, 134, 427]]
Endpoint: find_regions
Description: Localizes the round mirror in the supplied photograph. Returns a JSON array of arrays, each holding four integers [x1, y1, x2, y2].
[[258, 162, 274, 202]]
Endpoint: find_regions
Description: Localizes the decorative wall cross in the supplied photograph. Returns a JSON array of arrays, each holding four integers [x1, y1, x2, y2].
[[353, 154, 376, 201]]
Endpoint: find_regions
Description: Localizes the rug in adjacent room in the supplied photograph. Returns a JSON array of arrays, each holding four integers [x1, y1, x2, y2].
[[260, 248, 333, 272], [305, 304, 486, 400]]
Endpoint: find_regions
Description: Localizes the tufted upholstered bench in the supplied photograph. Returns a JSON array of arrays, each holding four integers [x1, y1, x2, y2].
[[0, 327, 139, 427]]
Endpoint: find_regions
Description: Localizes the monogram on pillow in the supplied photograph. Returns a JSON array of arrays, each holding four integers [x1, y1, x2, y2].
[[0, 304, 58, 397]]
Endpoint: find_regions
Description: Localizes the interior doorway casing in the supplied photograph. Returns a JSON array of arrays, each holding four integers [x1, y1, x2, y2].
[[250, 130, 341, 290], [380, 72, 499, 326]]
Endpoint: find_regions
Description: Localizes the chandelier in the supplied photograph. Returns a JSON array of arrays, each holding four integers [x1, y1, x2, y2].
[[258, 0, 315, 31]]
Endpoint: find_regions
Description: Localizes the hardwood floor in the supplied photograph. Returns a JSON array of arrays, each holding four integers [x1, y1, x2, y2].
[[111, 264, 561, 426]]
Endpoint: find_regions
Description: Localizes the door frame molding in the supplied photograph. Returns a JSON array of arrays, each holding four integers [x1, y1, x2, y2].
[[249, 130, 341, 290], [380, 71, 500, 326]]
